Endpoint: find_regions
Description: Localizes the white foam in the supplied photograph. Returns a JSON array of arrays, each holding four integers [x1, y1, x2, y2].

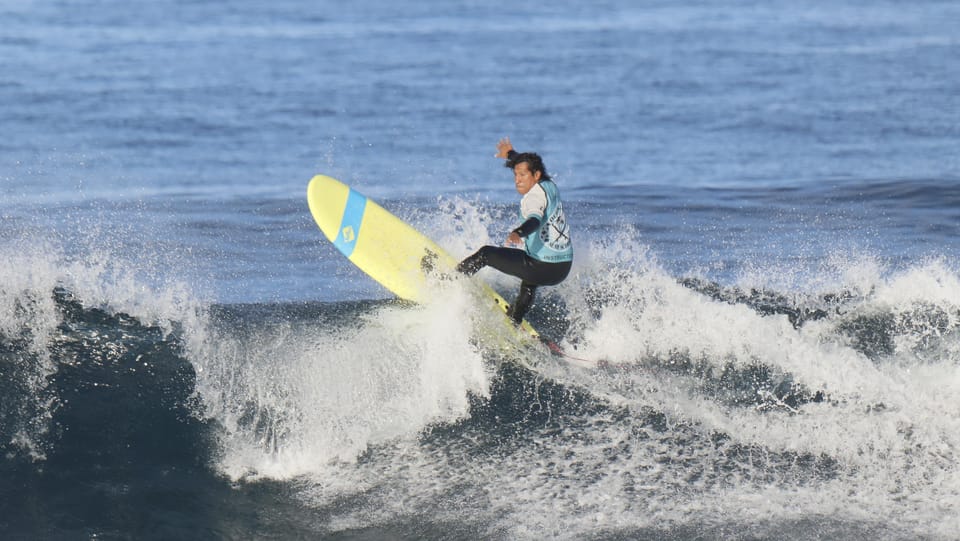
[[192, 281, 491, 481]]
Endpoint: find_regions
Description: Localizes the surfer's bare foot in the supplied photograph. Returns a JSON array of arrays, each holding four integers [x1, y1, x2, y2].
[[421, 250, 455, 281], [420, 250, 438, 274]]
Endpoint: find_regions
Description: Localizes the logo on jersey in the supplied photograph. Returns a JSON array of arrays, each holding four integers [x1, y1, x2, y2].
[[540, 202, 571, 251]]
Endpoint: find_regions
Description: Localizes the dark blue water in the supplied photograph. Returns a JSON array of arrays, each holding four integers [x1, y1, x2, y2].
[[2, 1, 960, 539]]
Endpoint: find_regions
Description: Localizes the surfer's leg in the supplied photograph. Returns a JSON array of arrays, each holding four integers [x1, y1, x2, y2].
[[455, 248, 487, 275], [457, 248, 568, 323], [456, 246, 527, 277], [508, 282, 537, 323]]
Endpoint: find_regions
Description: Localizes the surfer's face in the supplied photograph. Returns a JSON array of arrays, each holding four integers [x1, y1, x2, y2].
[[513, 162, 541, 195]]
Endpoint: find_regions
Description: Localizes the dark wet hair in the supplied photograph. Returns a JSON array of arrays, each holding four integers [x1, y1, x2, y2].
[[505, 151, 551, 181]]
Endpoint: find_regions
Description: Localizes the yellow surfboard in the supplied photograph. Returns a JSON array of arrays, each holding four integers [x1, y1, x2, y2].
[[306, 174, 542, 344]]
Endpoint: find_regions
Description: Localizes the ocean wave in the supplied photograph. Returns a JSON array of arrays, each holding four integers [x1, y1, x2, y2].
[[3, 231, 960, 538]]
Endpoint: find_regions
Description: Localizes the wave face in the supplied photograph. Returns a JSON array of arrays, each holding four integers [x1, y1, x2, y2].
[[3, 234, 960, 540]]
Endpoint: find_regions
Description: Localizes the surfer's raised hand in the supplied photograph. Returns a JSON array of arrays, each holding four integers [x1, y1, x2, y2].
[[495, 137, 513, 159]]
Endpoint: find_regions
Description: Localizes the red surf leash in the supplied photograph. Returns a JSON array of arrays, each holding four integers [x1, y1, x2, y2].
[[541, 338, 604, 366]]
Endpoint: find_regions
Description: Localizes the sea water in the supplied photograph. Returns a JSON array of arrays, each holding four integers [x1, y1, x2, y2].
[[2, 0, 959, 539]]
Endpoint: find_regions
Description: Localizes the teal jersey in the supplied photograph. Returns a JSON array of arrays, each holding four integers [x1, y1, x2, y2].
[[519, 180, 573, 263]]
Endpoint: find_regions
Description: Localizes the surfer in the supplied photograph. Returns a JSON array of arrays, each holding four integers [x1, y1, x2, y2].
[[456, 137, 573, 324]]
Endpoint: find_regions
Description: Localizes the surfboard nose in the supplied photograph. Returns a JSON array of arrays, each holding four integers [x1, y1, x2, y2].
[[307, 175, 352, 243]]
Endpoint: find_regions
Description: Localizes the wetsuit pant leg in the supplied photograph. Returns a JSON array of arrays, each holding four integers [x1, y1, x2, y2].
[[508, 282, 537, 323], [456, 246, 528, 277], [457, 246, 572, 323]]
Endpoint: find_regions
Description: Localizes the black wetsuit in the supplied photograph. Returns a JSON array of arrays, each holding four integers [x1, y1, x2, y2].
[[457, 244, 570, 323]]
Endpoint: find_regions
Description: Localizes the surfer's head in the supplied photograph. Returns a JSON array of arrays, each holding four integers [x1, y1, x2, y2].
[[505, 152, 550, 195], [505, 152, 550, 180]]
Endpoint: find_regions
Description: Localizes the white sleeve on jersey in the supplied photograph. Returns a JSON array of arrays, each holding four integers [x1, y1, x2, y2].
[[520, 184, 547, 220]]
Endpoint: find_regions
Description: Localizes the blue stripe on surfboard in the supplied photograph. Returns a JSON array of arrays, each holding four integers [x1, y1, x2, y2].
[[334, 188, 367, 257]]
